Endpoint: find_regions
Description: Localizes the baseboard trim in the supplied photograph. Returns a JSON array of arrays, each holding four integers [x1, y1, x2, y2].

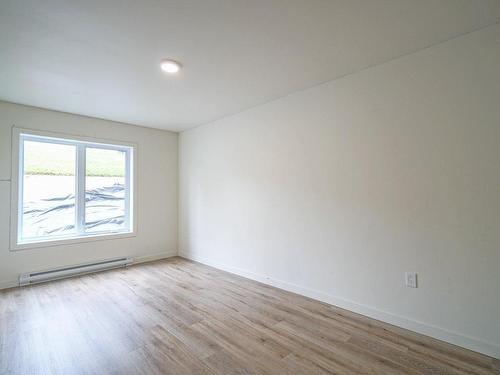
[[179, 251, 499, 359], [0, 279, 18, 290], [132, 250, 178, 265]]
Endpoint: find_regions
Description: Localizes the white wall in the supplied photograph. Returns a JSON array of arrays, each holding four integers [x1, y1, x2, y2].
[[0, 102, 178, 288], [179, 24, 500, 358]]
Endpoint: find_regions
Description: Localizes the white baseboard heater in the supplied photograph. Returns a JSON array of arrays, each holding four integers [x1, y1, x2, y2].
[[19, 257, 134, 286]]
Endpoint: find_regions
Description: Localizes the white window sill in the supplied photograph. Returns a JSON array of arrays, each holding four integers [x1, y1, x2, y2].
[[10, 231, 137, 251]]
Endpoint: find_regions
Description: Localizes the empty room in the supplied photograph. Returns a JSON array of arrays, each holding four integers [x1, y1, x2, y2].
[[1, 1, 499, 374]]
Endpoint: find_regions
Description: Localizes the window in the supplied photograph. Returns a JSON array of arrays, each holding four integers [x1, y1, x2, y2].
[[11, 129, 135, 249]]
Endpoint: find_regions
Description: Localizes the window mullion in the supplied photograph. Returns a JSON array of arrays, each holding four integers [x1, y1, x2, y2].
[[76, 144, 86, 235]]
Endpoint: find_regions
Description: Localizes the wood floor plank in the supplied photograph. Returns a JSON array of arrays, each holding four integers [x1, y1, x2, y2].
[[0, 257, 498, 375]]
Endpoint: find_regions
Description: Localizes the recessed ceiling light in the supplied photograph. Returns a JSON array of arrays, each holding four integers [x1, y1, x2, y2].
[[160, 59, 182, 74]]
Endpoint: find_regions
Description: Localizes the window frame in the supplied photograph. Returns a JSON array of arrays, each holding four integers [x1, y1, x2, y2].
[[10, 127, 137, 251]]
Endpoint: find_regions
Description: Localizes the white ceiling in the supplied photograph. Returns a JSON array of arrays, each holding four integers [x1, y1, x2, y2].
[[1, 0, 499, 131]]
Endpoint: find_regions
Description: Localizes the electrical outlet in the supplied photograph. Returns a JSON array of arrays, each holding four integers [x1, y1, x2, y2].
[[405, 272, 418, 288]]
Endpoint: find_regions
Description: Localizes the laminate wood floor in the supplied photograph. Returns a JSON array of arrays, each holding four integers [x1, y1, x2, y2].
[[1, 257, 498, 375]]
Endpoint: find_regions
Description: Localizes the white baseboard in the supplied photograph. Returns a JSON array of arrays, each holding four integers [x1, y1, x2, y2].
[[132, 250, 178, 264], [0, 279, 18, 290], [179, 251, 500, 359]]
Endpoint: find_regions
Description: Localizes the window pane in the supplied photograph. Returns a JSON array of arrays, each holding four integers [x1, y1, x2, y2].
[[22, 140, 76, 240], [85, 147, 127, 233]]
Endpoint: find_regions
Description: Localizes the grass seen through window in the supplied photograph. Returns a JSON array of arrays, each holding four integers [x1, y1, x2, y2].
[[24, 141, 125, 177]]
